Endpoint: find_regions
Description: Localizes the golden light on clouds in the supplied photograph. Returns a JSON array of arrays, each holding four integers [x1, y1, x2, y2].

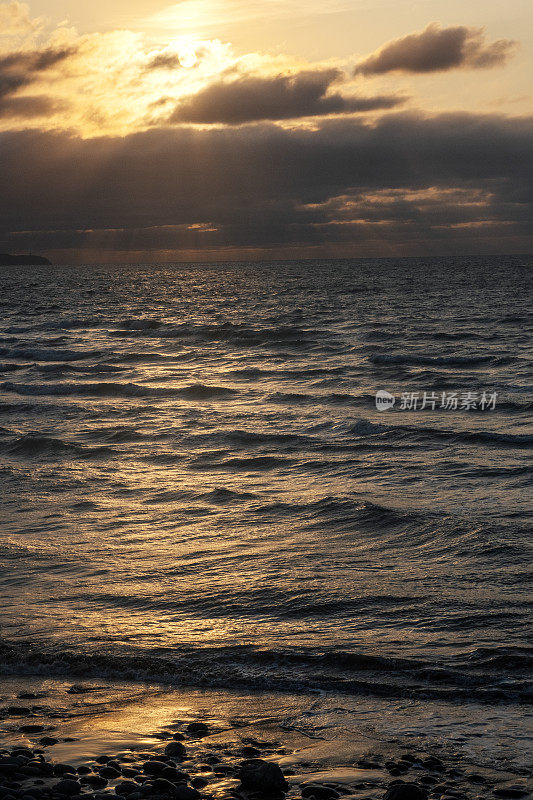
[[0, 0, 530, 139], [0, 2, 366, 137], [0, 1, 326, 136]]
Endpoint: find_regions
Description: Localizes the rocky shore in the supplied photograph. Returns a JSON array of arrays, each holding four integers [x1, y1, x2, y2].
[[0, 715, 530, 800]]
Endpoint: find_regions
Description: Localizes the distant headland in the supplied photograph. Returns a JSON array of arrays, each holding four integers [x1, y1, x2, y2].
[[0, 253, 52, 266]]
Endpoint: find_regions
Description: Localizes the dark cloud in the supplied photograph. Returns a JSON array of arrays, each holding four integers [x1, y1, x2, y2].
[[354, 23, 517, 75], [0, 111, 531, 258], [0, 46, 76, 116], [168, 68, 404, 124], [146, 52, 182, 70], [0, 72, 27, 99], [0, 94, 64, 118], [0, 46, 76, 79]]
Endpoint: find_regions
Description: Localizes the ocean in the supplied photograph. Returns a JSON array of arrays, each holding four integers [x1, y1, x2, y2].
[[0, 256, 531, 770]]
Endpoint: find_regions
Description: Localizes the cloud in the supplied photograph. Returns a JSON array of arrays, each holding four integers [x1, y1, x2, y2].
[[0, 29, 174, 131], [0, 45, 76, 116], [0, 46, 76, 75], [0, 111, 531, 259], [0, 2, 43, 49], [168, 68, 404, 124], [4, 23, 385, 134], [147, 52, 182, 70], [354, 23, 517, 75], [0, 93, 64, 117]]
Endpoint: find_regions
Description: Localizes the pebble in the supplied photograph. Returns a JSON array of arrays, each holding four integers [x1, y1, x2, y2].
[[153, 778, 181, 793], [0, 723, 522, 800], [239, 759, 289, 793], [54, 766, 77, 777], [384, 784, 429, 800], [20, 767, 44, 777], [54, 779, 81, 796], [115, 782, 140, 795], [0, 759, 23, 774], [142, 762, 169, 777], [173, 787, 201, 800], [241, 747, 261, 758], [81, 774, 107, 788], [162, 767, 188, 781], [423, 759, 445, 772], [98, 767, 121, 779], [186, 724, 209, 736], [190, 777, 208, 789], [163, 743, 186, 760], [301, 785, 341, 800], [213, 765, 235, 775]]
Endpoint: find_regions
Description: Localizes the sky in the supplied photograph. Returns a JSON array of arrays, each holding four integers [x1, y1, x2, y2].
[[0, 0, 532, 262]]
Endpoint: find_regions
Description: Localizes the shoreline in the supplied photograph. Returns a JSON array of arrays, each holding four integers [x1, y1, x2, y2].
[[0, 678, 531, 800]]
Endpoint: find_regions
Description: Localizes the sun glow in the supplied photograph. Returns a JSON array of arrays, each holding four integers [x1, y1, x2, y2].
[[0, 2, 307, 137]]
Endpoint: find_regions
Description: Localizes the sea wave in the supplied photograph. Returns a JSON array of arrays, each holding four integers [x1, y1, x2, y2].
[[1, 381, 238, 400], [183, 429, 311, 448], [0, 638, 530, 706], [347, 419, 533, 448], [369, 353, 510, 367], [6, 317, 103, 332], [35, 363, 127, 375], [111, 321, 318, 348], [82, 425, 148, 443], [3, 433, 116, 459], [188, 454, 295, 471], [119, 318, 163, 330], [0, 363, 26, 373], [246, 496, 423, 529], [0, 347, 102, 362], [0, 402, 35, 414]]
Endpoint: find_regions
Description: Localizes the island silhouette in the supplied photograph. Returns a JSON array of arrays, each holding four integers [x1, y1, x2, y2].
[[0, 253, 51, 266]]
